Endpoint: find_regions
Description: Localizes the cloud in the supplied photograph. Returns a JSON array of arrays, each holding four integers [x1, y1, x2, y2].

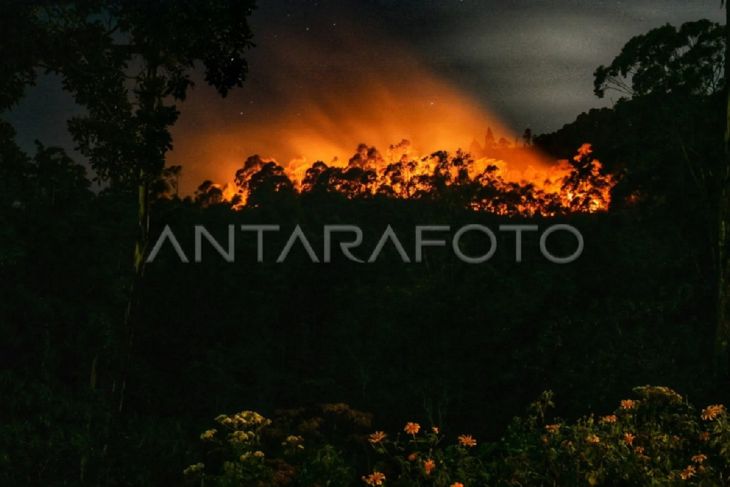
[[418, 0, 723, 131]]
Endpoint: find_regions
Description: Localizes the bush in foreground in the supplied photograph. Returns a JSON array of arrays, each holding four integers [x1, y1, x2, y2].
[[184, 387, 730, 486]]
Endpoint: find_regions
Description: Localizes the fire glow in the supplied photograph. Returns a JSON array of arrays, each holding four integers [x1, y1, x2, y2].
[[195, 141, 613, 216], [170, 28, 615, 215]]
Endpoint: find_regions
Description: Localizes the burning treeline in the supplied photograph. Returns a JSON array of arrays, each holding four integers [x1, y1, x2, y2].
[[173, 23, 615, 215], [192, 140, 615, 216], [171, 25, 616, 213]]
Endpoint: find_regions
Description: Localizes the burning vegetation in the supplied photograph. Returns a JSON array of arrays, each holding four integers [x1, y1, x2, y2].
[[193, 139, 615, 216], [169, 20, 616, 215], [170, 23, 618, 214]]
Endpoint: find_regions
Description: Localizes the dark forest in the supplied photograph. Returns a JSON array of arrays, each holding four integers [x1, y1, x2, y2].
[[1, 2, 730, 485]]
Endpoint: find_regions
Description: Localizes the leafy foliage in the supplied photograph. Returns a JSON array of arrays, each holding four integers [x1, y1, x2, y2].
[[0, 9, 728, 486], [184, 388, 730, 486], [594, 20, 725, 98], [228, 144, 614, 216]]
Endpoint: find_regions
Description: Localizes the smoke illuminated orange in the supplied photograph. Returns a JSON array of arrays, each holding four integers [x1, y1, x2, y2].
[[168, 26, 614, 214]]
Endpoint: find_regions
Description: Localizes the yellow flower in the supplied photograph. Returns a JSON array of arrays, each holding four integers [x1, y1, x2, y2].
[[691, 453, 707, 464], [404, 422, 421, 435], [239, 451, 264, 461], [283, 435, 304, 446], [229, 430, 254, 444], [600, 415, 617, 424], [407, 452, 419, 461], [362, 471, 386, 486], [586, 434, 600, 444], [200, 429, 217, 441], [699, 431, 710, 442], [623, 432, 635, 446], [620, 399, 636, 410], [432, 426, 440, 434], [423, 458, 436, 475], [230, 410, 270, 428], [458, 434, 477, 447], [701, 404, 726, 421], [680, 465, 696, 480], [450, 483, 465, 487], [216, 410, 271, 429], [545, 424, 560, 434], [368, 431, 387, 444]]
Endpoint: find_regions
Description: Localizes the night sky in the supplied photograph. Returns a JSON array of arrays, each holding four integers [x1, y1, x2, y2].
[[6, 0, 725, 192]]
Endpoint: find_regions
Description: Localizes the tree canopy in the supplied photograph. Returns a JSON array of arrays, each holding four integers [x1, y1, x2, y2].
[[594, 19, 724, 98]]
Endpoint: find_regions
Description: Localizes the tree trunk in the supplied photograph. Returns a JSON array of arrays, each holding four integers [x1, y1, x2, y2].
[[117, 174, 150, 413]]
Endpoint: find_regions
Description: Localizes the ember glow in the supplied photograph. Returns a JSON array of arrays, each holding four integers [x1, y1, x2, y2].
[[193, 141, 614, 216], [170, 29, 615, 215]]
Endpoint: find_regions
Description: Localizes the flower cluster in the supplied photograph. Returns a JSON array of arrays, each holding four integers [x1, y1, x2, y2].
[[362, 421, 485, 486], [215, 410, 271, 429], [184, 410, 272, 485], [499, 386, 730, 485], [183, 388, 730, 486]]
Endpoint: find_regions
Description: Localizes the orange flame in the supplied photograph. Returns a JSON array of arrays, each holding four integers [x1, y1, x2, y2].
[[199, 142, 614, 216], [170, 27, 614, 214]]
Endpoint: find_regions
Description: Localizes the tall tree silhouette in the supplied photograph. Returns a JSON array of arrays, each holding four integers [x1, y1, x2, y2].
[[2, 4, 256, 479], [53, 0, 255, 410], [595, 17, 727, 373]]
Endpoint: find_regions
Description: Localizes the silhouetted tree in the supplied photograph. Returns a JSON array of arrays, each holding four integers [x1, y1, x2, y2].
[[485, 127, 496, 151], [235, 155, 295, 205], [595, 17, 727, 372], [31, 143, 91, 207], [301, 161, 333, 194], [152, 165, 182, 199], [195, 180, 225, 207], [3, 1, 257, 480], [53, 0, 255, 416], [523, 128, 533, 147], [594, 20, 724, 98]]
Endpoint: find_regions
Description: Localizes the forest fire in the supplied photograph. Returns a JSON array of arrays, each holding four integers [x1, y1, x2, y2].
[[173, 26, 615, 216], [194, 141, 615, 216]]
